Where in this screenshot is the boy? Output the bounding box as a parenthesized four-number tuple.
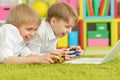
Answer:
(28, 2, 83, 60)
(0, 4, 60, 64)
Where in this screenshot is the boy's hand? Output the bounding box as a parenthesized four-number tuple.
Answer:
(68, 46, 84, 56)
(52, 55, 65, 63)
(47, 51, 66, 64)
(52, 46, 85, 63)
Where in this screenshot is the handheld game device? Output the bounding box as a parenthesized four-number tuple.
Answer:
(69, 49, 80, 56)
(53, 49, 80, 63)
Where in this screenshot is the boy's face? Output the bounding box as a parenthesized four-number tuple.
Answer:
(18, 24, 38, 42)
(51, 17, 74, 37)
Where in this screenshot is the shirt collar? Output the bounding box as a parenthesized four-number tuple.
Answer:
(45, 21, 58, 41)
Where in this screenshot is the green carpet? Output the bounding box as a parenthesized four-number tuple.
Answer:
(0, 55, 120, 80)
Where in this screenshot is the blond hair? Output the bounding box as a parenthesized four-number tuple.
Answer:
(6, 4, 41, 27)
(46, 2, 78, 27)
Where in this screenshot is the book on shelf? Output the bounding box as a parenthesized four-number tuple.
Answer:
(87, 0, 94, 16)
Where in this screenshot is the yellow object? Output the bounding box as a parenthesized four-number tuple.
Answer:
(53, 55, 65, 63)
(79, 0, 83, 19)
(32, 1, 49, 17)
(114, 19, 120, 43)
(57, 35, 68, 48)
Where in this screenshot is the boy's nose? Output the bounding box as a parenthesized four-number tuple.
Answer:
(30, 31, 36, 36)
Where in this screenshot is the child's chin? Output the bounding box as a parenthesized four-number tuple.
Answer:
(58, 36, 63, 38)
(24, 40, 29, 43)
(56, 34, 65, 38)
(24, 39, 30, 42)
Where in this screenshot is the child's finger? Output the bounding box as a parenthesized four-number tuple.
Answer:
(49, 52, 60, 56)
(47, 58, 54, 64)
(64, 55, 75, 60)
(79, 50, 85, 55)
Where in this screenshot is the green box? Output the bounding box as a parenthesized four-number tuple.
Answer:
(87, 31, 109, 38)
(96, 23, 107, 31)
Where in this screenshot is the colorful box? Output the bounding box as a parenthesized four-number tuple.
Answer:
(87, 31, 109, 38)
(0, 6, 12, 20)
(88, 38, 109, 46)
(96, 23, 108, 31)
(60, 0, 69, 2)
(69, 0, 78, 11)
(68, 31, 78, 46)
(57, 35, 68, 48)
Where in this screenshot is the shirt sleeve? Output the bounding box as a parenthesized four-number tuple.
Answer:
(0, 24, 22, 63)
(20, 45, 36, 56)
(28, 33, 43, 54)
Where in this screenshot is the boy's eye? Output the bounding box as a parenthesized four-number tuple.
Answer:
(65, 26, 70, 28)
(27, 28, 32, 30)
(35, 29, 37, 31)
(27, 28, 38, 31)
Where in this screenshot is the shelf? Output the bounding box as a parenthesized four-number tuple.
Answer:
(83, 19, 114, 50)
(84, 0, 114, 20)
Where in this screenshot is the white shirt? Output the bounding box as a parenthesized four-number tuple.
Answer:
(0, 24, 32, 62)
(28, 20, 58, 54)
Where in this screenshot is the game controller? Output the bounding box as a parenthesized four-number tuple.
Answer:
(69, 49, 80, 56)
(52, 49, 80, 63)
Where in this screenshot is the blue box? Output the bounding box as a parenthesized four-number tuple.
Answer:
(68, 31, 78, 46)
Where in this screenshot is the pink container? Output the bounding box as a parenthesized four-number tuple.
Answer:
(69, 0, 78, 11)
(60, 0, 69, 2)
(88, 39, 109, 46)
(0, 6, 12, 20)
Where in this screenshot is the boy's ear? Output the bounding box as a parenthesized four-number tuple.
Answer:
(50, 17, 57, 26)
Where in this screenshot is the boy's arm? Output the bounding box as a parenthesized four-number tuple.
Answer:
(20, 46, 36, 56)
(2, 52, 60, 64)
(2, 56, 38, 64)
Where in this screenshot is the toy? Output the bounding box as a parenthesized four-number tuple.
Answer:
(52, 55, 65, 63)
(52, 49, 80, 63)
(69, 49, 80, 56)
(32, 1, 49, 17)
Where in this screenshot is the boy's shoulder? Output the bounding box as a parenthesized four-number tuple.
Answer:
(37, 21, 48, 33)
(0, 24, 23, 41)
(0, 24, 18, 31)
(37, 20, 51, 34)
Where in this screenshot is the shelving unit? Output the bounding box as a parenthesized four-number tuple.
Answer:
(79, 0, 117, 51)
